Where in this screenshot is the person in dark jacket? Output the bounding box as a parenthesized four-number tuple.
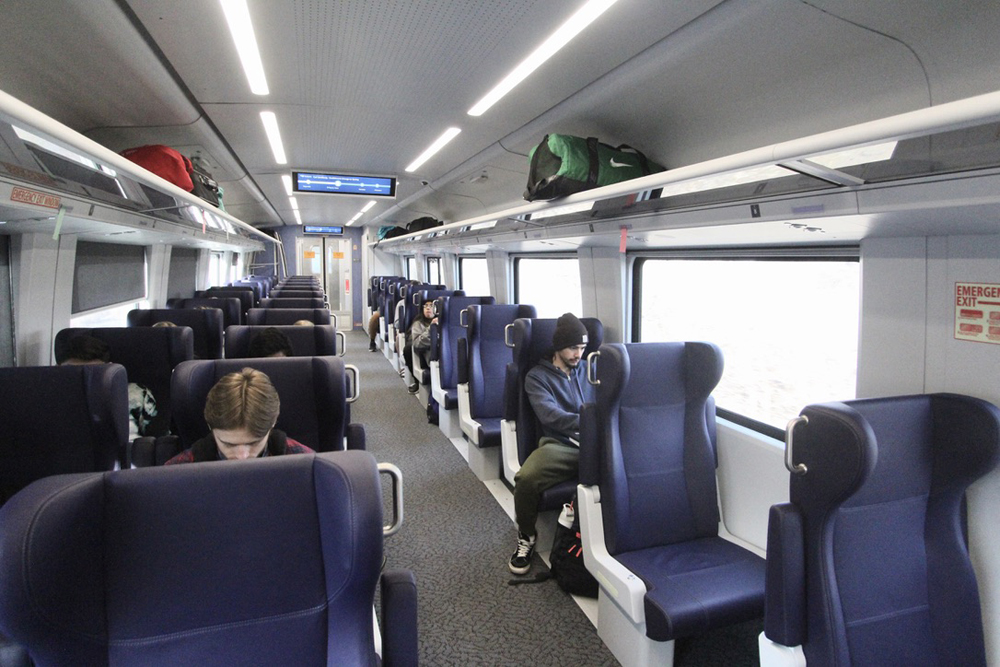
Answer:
(509, 313, 595, 575)
(403, 299, 436, 393)
(165, 368, 312, 464)
(247, 327, 293, 358)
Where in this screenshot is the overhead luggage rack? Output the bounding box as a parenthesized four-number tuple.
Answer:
(0, 88, 275, 251)
(374, 90, 1000, 250)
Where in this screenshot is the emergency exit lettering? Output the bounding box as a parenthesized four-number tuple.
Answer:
(955, 282, 1000, 345)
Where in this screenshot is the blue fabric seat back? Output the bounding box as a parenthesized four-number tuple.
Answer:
(433, 296, 496, 392)
(170, 357, 348, 452)
(771, 394, 1000, 666)
(224, 325, 338, 358)
(199, 286, 256, 311)
(466, 304, 537, 419)
(259, 297, 325, 309)
(269, 289, 323, 299)
(127, 308, 225, 359)
(0, 365, 127, 505)
(230, 280, 264, 302)
(173, 297, 242, 327)
(247, 308, 331, 325)
(509, 317, 603, 466)
(590, 342, 723, 555)
(54, 327, 194, 438)
(0, 451, 384, 665)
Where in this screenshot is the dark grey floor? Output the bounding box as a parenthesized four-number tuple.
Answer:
(347, 331, 618, 666)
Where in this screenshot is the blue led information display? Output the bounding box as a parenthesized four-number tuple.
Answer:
(303, 225, 344, 235)
(293, 171, 396, 197)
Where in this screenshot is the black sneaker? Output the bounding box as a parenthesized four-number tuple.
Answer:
(408, 382, 419, 394)
(508, 532, 536, 575)
(368, 341, 377, 352)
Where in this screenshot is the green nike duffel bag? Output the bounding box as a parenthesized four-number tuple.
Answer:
(524, 134, 665, 201)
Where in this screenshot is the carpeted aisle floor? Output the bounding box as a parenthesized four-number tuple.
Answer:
(345, 331, 618, 666)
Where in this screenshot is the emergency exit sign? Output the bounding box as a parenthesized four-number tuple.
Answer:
(954, 282, 1000, 345)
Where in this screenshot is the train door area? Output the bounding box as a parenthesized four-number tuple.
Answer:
(296, 236, 351, 330)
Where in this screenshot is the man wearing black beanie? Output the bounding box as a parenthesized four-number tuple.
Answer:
(509, 312, 595, 575)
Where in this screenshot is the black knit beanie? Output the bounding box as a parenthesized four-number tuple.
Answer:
(552, 313, 588, 351)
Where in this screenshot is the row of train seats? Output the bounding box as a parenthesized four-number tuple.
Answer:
(0, 275, 415, 664)
(367, 273, 1000, 666)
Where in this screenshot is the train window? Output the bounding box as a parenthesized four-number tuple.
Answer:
(405, 256, 417, 280)
(514, 256, 582, 317)
(426, 256, 441, 285)
(209, 252, 226, 287)
(72, 241, 147, 314)
(634, 254, 859, 435)
(70, 299, 150, 328)
(459, 256, 490, 297)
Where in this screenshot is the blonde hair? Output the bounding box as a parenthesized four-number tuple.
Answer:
(203, 368, 280, 438)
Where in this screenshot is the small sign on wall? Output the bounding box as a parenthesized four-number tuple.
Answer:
(954, 282, 1000, 345)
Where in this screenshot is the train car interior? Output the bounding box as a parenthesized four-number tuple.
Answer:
(1, 1, 999, 665)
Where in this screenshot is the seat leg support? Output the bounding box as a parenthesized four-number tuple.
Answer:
(598, 592, 675, 667)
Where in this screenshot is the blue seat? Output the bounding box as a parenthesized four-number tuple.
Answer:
(54, 326, 194, 439)
(230, 279, 264, 302)
(429, 296, 496, 435)
(128, 307, 225, 359)
(247, 307, 332, 326)
(457, 303, 536, 480)
(578, 342, 764, 666)
(260, 297, 326, 309)
(0, 364, 127, 504)
(224, 324, 341, 358)
(399, 288, 461, 387)
(761, 393, 1000, 666)
(171, 296, 243, 327)
(268, 289, 323, 299)
(0, 451, 417, 666)
(198, 286, 257, 312)
(499, 316, 603, 495)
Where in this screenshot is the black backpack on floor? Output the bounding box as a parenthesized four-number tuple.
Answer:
(548, 496, 598, 598)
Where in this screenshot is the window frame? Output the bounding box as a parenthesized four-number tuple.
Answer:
(426, 256, 441, 285)
(458, 255, 489, 294)
(512, 252, 581, 306)
(631, 246, 860, 439)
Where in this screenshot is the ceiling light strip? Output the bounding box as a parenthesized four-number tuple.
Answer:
(220, 0, 269, 95)
(405, 127, 461, 172)
(260, 112, 287, 165)
(467, 0, 619, 117)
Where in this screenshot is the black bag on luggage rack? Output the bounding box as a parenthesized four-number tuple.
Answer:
(524, 134, 665, 201)
(188, 156, 224, 210)
(406, 216, 443, 233)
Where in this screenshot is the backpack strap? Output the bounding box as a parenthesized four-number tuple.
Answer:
(586, 137, 601, 188)
(616, 144, 653, 175)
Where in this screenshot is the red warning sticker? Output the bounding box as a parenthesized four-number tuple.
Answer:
(956, 282, 1000, 345)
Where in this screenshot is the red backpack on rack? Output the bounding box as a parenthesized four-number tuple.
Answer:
(120, 145, 194, 192)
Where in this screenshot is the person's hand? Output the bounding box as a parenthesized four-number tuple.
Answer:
(431, 317, 438, 325)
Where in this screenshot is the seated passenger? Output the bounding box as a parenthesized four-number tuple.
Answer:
(509, 313, 594, 575)
(367, 310, 380, 351)
(151, 321, 176, 327)
(248, 327, 293, 358)
(165, 368, 313, 463)
(58, 335, 158, 440)
(403, 299, 435, 394)
(293, 319, 314, 326)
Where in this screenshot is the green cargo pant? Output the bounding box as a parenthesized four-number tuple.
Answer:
(513, 438, 579, 538)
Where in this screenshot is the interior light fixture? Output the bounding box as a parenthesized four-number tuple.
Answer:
(293, 209, 302, 225)
(220, 0, 269, 95)
(361, 200, 377, 213)
(405, 127, 462, 173)
(281, 174, 293, 196)
(467, 0, 619, 117)
(260, 112, 287, 165)
(288, 196, 299, 210)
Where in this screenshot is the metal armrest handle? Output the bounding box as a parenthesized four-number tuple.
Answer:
(586, 350, 601, 386)
(460, 308, 469, 327)
(379, 462, 404, 536)
(346, 364, 361, 403)
(784, 415, 808, 475)
(335, 330, 346, 357)
(504, 323, 515, 348)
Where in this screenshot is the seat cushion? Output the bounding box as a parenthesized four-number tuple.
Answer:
(538, 479, 576, 512)
(475, 417, 502, 448)
(617, 536, 765, 642)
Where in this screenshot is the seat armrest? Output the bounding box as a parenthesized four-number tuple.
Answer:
(380, 569, 418, 667)
(577, 484, 647, 624)
(346, 423, 366, 451)
(764, 503, 805, 646)
(129, 435, 182, 467)
(578, 404, 599, 486)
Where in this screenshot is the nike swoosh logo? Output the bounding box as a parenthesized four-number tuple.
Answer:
(609, 158, 630, 168)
